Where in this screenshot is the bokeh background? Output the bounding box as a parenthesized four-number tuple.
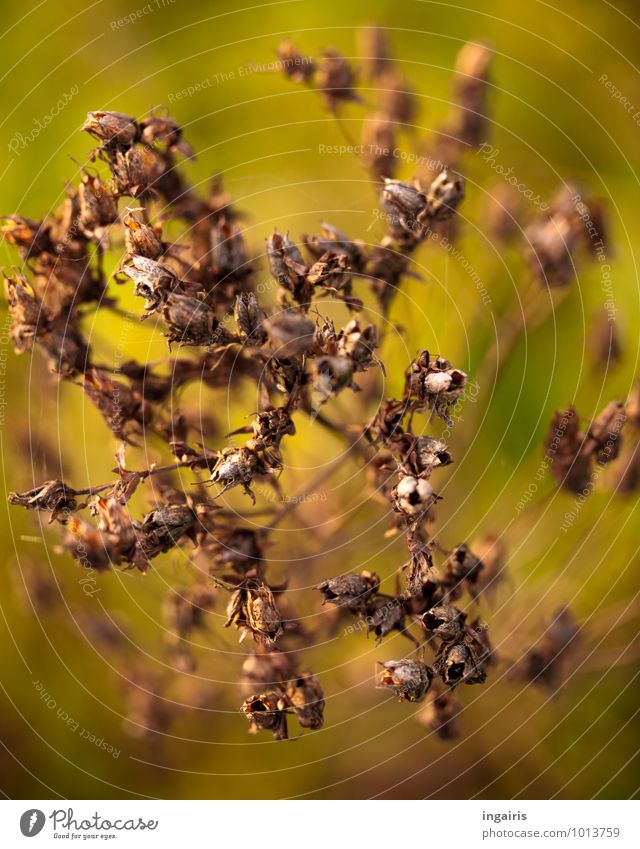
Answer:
(1, 0, 639, 799)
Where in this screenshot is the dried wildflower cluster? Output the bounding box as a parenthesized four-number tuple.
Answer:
(3, 29, 608, 744)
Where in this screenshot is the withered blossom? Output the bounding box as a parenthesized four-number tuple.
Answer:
(405, 350, 467, 424)
(8, 480, 79, 523)
(286, 673, 325, 729)
(315, 48, 361, 109)
(216, 577, 284, 644)
(318, 571, 380, 613)
(378, 659, 433, 702)
(82, 369, 149, 443)
(241, 692, 289, 740)
(416, 686, 462, 740)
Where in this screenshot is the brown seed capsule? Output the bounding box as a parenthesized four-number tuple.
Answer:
(585, 400, 626, 466)
(406, 351, 467, 425)
(82, 110, 140, 148)
(134, 504, 197, 561)
(275, 39, 315, 83)
(362, 112, 397, 181)
(451, 41, 492, 149)
(392, 475, 437, 518)
(82, 369, 149, 442)
(78, 171, 118, 234)
(436, 640, 487, 687)
(0, 216, 53, 258)
(381, 178, 428, 233)
(161, 293, 235, 348)
(241, 692, 289, 740)
(222, 579, 284, 644)
(416, 686, 462, 740)
(264, 311, 315, 359)
(8, 480, 78, 523)
(139, 113, 195, 158)
(378, 659, 432, 702)
(286, 673, 325, 729)
(422, 604, 466, 642)
(315, 48, 361, 109)
(424, 169, 465, 221)
(365, 596, 407, 643)
(122, 255, 181, 312)
(318, 571, 380, 613)
(239, 650, 295, 697)
(234, 292, 267, 345)
(123, 209, 164, 259)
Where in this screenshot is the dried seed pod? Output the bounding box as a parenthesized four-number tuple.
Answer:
(122, 255, 181, 312)
(222, 579, 284, 644)
(585, 400, 625, 466)
(337, 319, 379, 371)
(365, 596, 407, 643)
(82, 110, 140, 149)
(8, 480, 78, 523)
(4, 273, 48, 354)
(381, 178, 428, 233)
(358, 25, 392, 79)
(424, 169, 465, 221)
(422, 604, 466, 642)
(378, 70, 418, 127)
(435, 638, 487, 687)
(234, 292, 267, 345)
(286, 673, 325, 729)
(241, 692, 289, 740)
(450, 41, 492, 148)
(265, 311, 315, 358)
(378, 659, 432, 702)
(392, 475, 438, 519)
(209, 446, 259, 500)
(161, 293, 235, 348)
(416, 687, 462, 740)
(517, 609, 579, 689)
(122, 209, 164, 259)
(82, 369, 149, 442)
(318, 570, 380, 613)
(315, 48, 360, 109)
(362, 112, 396, 181)
(406, 350, 467, 424)
(0, 215, 53, 258)
(208, 527, 266, 576)
(239, 650, 295, 697)
(139, 113, 195, 158)
(396, 435, 453, 478)
(78, 171, 118, 234)
(134, 504, 197, 562)
(275, 39, 315, 83)
(442, 543, 484, 597)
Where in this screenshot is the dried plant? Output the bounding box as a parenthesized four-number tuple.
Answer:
(3, 28, 624, 746)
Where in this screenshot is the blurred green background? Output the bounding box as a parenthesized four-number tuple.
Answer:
(1, 0, 639, 799)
